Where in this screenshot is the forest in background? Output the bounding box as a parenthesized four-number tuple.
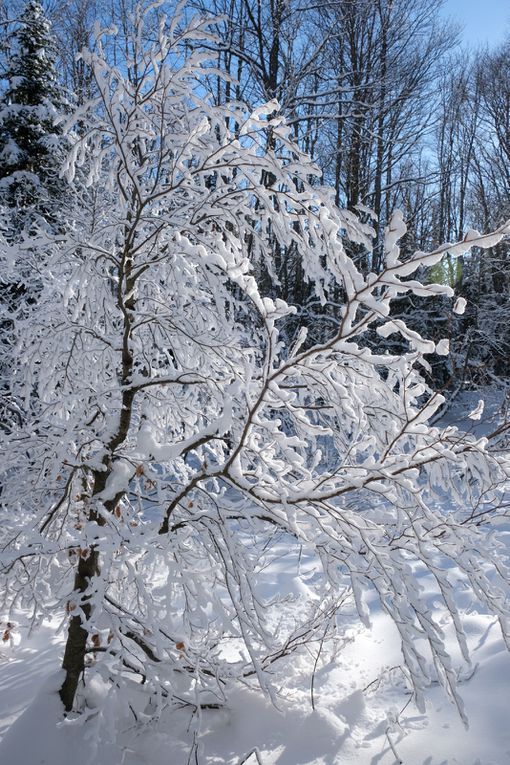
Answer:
(1, 0, 509, 392)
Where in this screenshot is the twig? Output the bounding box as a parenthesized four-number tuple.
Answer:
(385, 728, 403, 764)
(238, 748, 264, 765)
(362, 664, 405, 694)
(310, 617, 331, 710)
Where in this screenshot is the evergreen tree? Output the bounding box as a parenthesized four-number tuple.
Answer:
(0, 0, 68, 232)
(0, 1, 70, 435)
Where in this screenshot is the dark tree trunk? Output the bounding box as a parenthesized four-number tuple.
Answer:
(58, 260, 136, 711)
(59, 547, 100, 711)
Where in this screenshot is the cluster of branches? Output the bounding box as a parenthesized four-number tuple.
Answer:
(1, 0, 509, 385)
(173, 0, 510, 385)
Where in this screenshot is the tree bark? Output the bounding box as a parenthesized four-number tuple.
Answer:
(59, 217, 137, 711)
(59, 547, 100, 711)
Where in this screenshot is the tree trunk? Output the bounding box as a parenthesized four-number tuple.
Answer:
(58, 459, 130, 712)
(58, 208, 137, 710)
(59, 547, 100, 711)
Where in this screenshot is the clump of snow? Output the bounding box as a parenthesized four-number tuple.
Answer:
(453, 296, 467, 315)
(468, 399, 485, 421)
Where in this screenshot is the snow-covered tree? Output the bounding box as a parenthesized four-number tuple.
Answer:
(0, 0, 71, 425)
(0, 0, 68, 231)
(0, 2, 509, 730)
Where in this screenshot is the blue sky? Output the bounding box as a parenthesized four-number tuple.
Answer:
(442, 0, 509, 47)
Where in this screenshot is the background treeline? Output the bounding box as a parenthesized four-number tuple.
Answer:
(1, 0, 509, 391)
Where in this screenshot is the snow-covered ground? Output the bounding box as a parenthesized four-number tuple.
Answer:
(1, 388, 509, 765)
(1, 604, 509, 764)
